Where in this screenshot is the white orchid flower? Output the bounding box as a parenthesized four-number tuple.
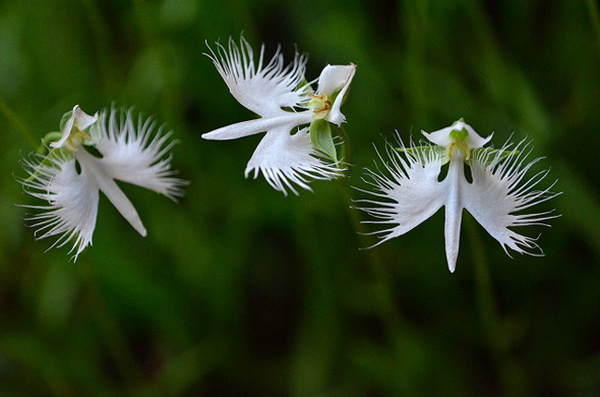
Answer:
(355, 119, 560, 273)
(20, 106, 187, 261)
(202, 36, 356, 195)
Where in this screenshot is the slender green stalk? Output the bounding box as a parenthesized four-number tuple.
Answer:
(79, 260, 143, 388)
(82, 0, 116, 95)
(466, 215, 527, 396)
(587, 0, 600, 58)
(336, 125, 351, 164)
(132, 0, 183, 121)
(337, 127, 405, 339)
(0, 99, 38, 150)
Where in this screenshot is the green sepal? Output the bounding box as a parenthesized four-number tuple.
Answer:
(452, 117, 465, 126)
(328, 90, 339, 105)
(329, 82, 352, 107)
(309, 119, 337, 162)
(37, 131, 63, 154)
(59, 110, 74, 132)
(331, 125, 347, 161)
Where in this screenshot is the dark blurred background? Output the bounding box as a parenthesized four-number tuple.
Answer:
(0, 0, 599, 395)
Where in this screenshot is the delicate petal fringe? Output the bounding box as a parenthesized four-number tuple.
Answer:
(19, 151, 99, 261)
(19, 107, 187, 260)
(203, 36, 355, 196)
(353, 134, 446, 248)
(245, 127, 343, 196)
(354, 132, 560, 270)
(465, 138, 561, 257)
(205, 36, 310, 118)
(92, 108, 188, 201)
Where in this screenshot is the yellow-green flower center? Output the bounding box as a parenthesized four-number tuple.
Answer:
(308, 94, 331, 120)
(66, 128, 91, 151)
(447, 127, 470, 161)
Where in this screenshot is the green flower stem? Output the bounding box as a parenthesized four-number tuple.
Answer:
(0, 99, 38, 150)
(335, 125, 351, 163)
(83, 0, 116, 94)
(587, 0, 600, 57)
(337, 128, 405, 342)
(79, 260, 143, 388)
(466, 215, 528, 395)
(587, 0, 600, 54)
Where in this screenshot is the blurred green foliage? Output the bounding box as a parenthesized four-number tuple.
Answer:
(0, 0, 599, 394)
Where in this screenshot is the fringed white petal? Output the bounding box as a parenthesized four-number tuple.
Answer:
(205, 36, 310, 118)
(92, 108, 187, 201)
(464, 138, 560, 257)
(354, 136, 446, 247)
(245, 127, 343, 196)
(203, 37, 355, 195)
(20, 106, 187, 260)
(20, 152, 99, 261)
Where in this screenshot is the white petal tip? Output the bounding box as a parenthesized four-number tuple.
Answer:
(201, 129, 222, 140)
(317, 64, 356, 95)
(201, 130, 229, 140)
(327, 114, 346, 126)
